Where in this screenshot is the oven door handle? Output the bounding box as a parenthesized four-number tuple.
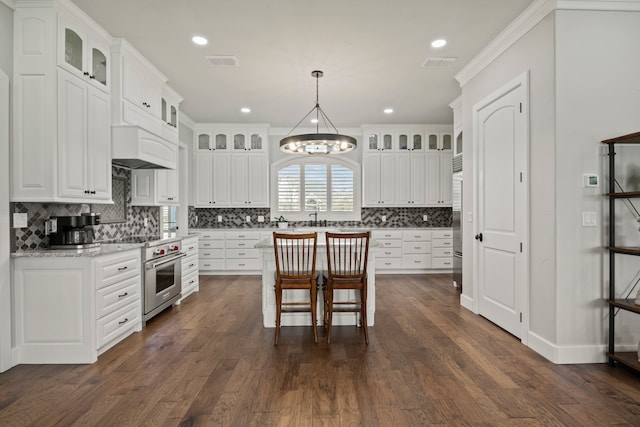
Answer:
(149, 253, 186, 269)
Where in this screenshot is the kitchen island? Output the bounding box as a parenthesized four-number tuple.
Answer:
(255, 231, 379, 328)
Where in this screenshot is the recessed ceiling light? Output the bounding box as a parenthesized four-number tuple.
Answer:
(384, 108, 394, 114)
(241, 107, 251, 113)
(431, 39, 447, 48)
(310, 118, 319, 124)
(192, 35, 208, 46)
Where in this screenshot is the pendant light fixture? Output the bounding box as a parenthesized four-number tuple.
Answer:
(280, 70, 357, 155)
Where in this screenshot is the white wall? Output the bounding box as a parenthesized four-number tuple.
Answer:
(461, 5, 640, 362)
(460, 13, 557, 342)
(555, 9, 640, 347)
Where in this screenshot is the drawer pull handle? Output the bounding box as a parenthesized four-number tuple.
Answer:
(384, 252, 392, 255)
(444, 262, 451, 265)
(238, 252, 245, 256)
(239, 263, 245, 266)
(414, 246, 421, 249)
(189, 280, 195, 284)
(203, 243, 211, 246)
(384, 262, 392, 265)
(118, 292, 128, 298)
(189, 246, 195, 250)
(118, 266, 128, 271)
(189, 263, 195, 267)
(238, 235, 245, 238)
(238, 243, 246, 246)
(118, 318, 129, 325)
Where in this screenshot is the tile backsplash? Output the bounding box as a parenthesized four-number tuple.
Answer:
(12, 167, 160, 251)
(189, 206, 451, 229)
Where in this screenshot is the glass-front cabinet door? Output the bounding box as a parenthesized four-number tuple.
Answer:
(89, 45, 108, 89)
(197, 133, 212, 151)
(441, 133, 452, 151)
(368, 134, 379, 150)
(427, 133, 439, 151)
(412, 134, 423, 151)
(215, 133, 228, 150)
(250, 133, 263, 150)
(59, 15, 110, 93)
(233, 133, 246, 150)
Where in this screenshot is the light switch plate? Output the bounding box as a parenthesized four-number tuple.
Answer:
(217, 215, 223, 222)
(257, 216, 265, 222)
(245, 215, 251, 222)
(423, 215, 428, 222)
(582, 211, 597, 227)
(381, 215, 386, 222)
(13, 213, 28, 228)
(143, 218, 148, 227)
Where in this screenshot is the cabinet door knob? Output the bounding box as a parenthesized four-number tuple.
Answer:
(83, 71, 89, 76)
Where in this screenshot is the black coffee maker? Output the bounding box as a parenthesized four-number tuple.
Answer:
(48, 213, 101, 249)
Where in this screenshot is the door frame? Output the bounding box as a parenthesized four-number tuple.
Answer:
(1, 68, 12, 371)
(472, 70, 530, 344)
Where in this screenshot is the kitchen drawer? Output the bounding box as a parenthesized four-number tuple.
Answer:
(199, 231, 224, 240)
(199, 259, 225, 270)
(402, 254, 431, 269)
(96, 300, 140, 350)
(182, 236, 199, 254)
(95, 251, 141, 289)
(402, 230, 432, 241)
(372, 230, 403, 240)
(225, 231, 260, 240)
(199, 240, 224, 250)
(432, 229, 453, 239)
(376, 239, 402, 248)
(226, 239, 258, 249)
(199, 248, 224, 259)
(96, 275, 140, 318)
(181, 270, 199, 299)
(377, 247, 402, 258)
(182, 254, 199, 276)
(226, 248, 259, 259)
(402, 241, 432, 254)
(225, 258, 261, 270)
(432, 258, 453, 269)
(432, 238, 453, 248)
(376, 258, 403, 269)
(432, 247, 453, 257)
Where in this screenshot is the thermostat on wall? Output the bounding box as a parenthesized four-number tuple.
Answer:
(583, 174, 598, 187)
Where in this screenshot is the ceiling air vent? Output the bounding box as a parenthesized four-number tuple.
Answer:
(205, 55, 239, 67)
(421, 57, 457, 68)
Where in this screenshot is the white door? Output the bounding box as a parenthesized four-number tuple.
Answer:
(475, 75, 528, 340)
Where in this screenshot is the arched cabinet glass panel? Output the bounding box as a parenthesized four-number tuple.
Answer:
(64, 29, 83, 72)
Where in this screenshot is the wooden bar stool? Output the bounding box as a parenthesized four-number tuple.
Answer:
(273, 232, 318, 345)
(323, 231, 370, 344)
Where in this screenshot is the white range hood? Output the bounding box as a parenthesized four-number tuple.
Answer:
(111, 125, 177, 170)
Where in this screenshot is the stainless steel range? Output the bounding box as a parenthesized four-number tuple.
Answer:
(142, 237, 186, 323)
(105, 235, 186, 324)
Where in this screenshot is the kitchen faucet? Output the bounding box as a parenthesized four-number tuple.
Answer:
(309, 211, 318, 227)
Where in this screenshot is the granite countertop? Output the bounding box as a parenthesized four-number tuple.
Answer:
(11, 242, 145, 258)
(190, 226, 451, 232)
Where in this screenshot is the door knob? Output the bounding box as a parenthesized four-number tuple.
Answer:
(475, 233, 483, 242)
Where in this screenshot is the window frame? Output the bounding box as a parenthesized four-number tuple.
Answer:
(271, 155, 361, 222)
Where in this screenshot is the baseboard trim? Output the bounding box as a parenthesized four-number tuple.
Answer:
(527, 331, 608, 364)
(459, 293, 475, 313)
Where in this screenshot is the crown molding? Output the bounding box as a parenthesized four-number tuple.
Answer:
(0, 0, 15, 9)
(455, 0, 640, 87)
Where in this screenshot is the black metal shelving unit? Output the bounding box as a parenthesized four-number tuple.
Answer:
(603, 131, 640, 372)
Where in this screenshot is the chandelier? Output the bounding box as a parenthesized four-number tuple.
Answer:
(280, 70, 357, 155)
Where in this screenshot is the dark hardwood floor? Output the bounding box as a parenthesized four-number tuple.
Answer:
(1, 274, 640, 426)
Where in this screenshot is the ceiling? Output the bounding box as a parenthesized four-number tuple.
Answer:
(71, 0, 535, 128)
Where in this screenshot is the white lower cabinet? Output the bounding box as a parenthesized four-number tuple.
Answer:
(195, 230, 268, 274)
(180, 236, 199, 301)
(13, 249, 142, 364)
(402, 230, 432, 269)
(372, 228, 452, 273)
(431, 229, 453, 269)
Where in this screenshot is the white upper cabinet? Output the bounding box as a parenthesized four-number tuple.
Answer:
(12, 0, 112, 203)
(397, 132, 425, 152)
(193, 124, 269, 208)
(362, 152, 396, 206)
(131, 169, 178, 206)
(365, 130, 394, 152)
(232, 131, 265, 151)
(58, 12, 110, 93)
(427, 132, 453, 152)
